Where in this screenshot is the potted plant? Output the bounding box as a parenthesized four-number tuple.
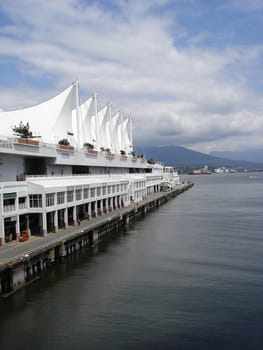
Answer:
(105, 148, 114, 158)
(13, 121, 39, 146)
(120, 150, 127, 159)
(84, 142, 97, 155)
(58, 138, 74, 151)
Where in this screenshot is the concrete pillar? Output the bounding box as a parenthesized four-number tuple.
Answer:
(15, 215, 20, 241)
(64, 208, 68, 228)
(59, 243, 67, 258)
(53, 211, 58, 233)
(88, 202, 91, 219)
(42, 212, 47, 236)
(73, 206, 77, 225)
(12, 264, 26, 292)
(26, 215, 31, 236)
(94, 201, 97, 217)
(100, 199, 103, 215)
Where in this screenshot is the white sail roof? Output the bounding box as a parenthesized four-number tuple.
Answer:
(0, 81, 134, 153)
(0, 83, 76, 144)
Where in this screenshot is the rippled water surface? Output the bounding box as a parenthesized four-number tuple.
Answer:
(0, 173, 263, 350)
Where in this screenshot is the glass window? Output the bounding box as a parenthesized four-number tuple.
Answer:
(67, 190, 74, 202)
(46, 193, 55, 207)
(29, 194, 42, 208)
(76, 189, 82, 200)
(83, 188, 89, 199)
(57, 192, 65, 205)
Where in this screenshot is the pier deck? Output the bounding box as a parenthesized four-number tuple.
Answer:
(0, 183, 193, 295)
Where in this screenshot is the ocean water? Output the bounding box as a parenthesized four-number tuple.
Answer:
(0, 172, 262, 350)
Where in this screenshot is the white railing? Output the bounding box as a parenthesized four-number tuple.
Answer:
(4, 204, 16, 212)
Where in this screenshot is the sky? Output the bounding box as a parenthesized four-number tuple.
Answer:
(0, 0, 262, 153)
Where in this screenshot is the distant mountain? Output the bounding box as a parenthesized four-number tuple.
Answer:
(135, 145, 263, 168)
(210, 149, 263, 164)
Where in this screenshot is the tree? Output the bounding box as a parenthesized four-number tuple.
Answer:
(83, 142, 94, 150)
(58, 138, 70, 146)
(13, 121, 33, 139)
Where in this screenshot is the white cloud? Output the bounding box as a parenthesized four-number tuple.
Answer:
(0, 0, 262, 153)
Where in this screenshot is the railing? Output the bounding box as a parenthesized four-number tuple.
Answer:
(3, 204, 16, 212)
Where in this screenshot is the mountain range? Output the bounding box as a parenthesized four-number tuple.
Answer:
(210, 149, 263, 164)
(135, 145, 263, 169)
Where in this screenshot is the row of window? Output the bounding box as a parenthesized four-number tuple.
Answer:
(28, 184, 129, 208)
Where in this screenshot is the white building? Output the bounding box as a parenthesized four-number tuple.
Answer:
(0, 81, 179, 245)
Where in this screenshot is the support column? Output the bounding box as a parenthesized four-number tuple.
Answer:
(0, 216, 4, 246)
(26, 215, 31, 237)
(64, 208, 68, 228)
(88, 202, 91, 220)
(73, 206, 77, 225)
(94, 201, 98, 218)
(53, 211, 58, 233)
(42, 212, 47, 236)
(15, 215, 20, 241)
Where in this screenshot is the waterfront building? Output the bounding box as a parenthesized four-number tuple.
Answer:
(0, 81, 179, 245)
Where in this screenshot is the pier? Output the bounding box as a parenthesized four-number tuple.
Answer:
(0, 183, 193, 297)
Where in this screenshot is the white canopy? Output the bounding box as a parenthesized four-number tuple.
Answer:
(0, 83, 76, 144)
(0, 81, 133, 153)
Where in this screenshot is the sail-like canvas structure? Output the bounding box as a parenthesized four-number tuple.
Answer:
(0, 83, 76, 144)
(0, 81, 133, 153)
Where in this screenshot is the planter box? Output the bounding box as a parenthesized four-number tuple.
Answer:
(120, 155, 127, 160)
(57, 144, 74, 152)
(106, 153, 115, 158)
(17, 138, 39, 147)
(86, 149, 98, 155)
(132, 157, 137, 162)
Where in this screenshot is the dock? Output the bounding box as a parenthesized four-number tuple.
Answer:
(0, 182, 193, 297)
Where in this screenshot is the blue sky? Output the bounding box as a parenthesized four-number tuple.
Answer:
(0, 0, 262, 153)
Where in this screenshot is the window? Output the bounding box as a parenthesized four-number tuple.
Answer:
(76, 189, 82, 201)
(29, 194, 42, 208)
(83, 188, 89, 199)
(57, 192, 65, 205)
(108, 186, 111, 194)
(19, 197, 27, 209)
(46, 193, 55, 207)
(102, 186, 106, 195)
(67, 190, 74, 202)
(112, 185, 115, 193)
(97, 187, 101, 196)
(90, 188, 95, 197)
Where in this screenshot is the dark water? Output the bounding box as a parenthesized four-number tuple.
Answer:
(0, 173, 263, 350)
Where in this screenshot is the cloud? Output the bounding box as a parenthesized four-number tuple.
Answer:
(0, 0, 262, 153)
